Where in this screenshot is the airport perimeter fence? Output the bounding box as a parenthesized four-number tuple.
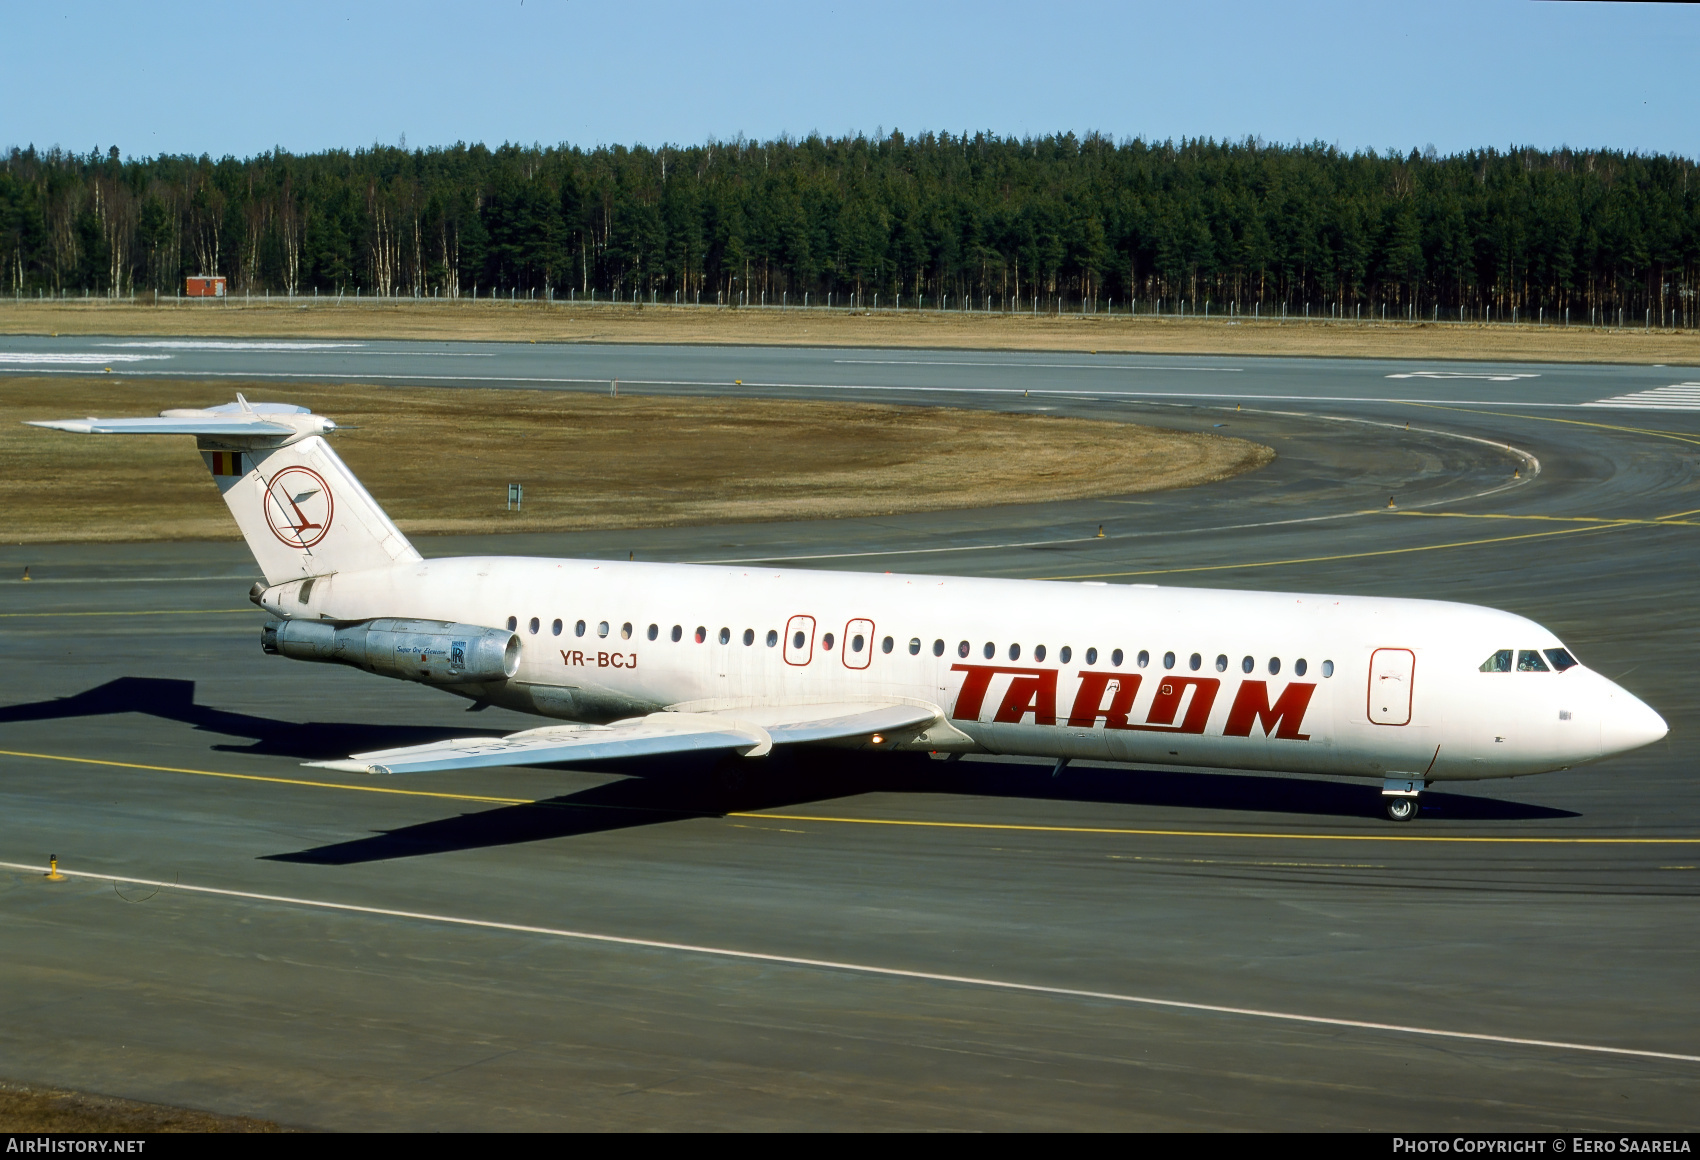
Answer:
(13, 283, 1699, 333)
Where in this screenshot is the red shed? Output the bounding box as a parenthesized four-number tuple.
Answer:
(185, 276, 226, 298)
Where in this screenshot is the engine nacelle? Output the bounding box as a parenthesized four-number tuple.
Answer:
(261, 617, 521, 686)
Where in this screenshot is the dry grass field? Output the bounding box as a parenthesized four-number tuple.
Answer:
(2, 378, 1271, 543)
(4, 298, 1699, 364)
(0, 1078, 283, 1132)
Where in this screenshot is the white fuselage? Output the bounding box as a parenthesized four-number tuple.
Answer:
(255, 556, 1667, 782)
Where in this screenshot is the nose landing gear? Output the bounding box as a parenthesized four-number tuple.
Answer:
(1382, 777, 1425, 822)
(1385, 796, 1418, 821)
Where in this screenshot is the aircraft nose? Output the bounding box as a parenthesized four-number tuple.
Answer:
(1599, 685, 1668, 758)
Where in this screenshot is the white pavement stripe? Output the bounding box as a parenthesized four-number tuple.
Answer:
(1585, 384, 1700, 410)
(6, 860, 1691, 1066)
(834, 359, 1244, 372)
(98, 341, 367, 351)
(0, 352, 171, 364)
(1385, 371, 1540, 381)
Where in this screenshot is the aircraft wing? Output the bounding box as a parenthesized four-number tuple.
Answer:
(304, 702, 940, 775)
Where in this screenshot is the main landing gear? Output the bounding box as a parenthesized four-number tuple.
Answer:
(1382, 777, 1425, 822)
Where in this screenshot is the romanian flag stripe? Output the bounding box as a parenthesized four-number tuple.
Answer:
(207, 451, 243, 476)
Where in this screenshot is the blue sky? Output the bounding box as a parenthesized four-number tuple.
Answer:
(5, 0, 1696, 160)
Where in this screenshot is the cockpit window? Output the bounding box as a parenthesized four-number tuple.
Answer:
(1479, 649, 1513, 673)
(1543, 648, 1579, 672)
(1517, 649, 1550, 672)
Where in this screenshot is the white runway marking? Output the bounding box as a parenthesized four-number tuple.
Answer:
(835, 359, 1244, 372)
(0, 352, 170, 364)
(99, 340, 366, 351)
(94, 341, 492, 357)
(1385, 371, 1541, 381)
(1584, 383, 1700, 410)
(4, 859, 1693, 1066)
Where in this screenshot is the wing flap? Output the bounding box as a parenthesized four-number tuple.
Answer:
(303, 701, 944, 775)
(305, 713, 769, 775)
(728, 701, 940, 744)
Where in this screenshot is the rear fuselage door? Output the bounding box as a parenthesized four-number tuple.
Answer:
(1367, 648, 1415, 725)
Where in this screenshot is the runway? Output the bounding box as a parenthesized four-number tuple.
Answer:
(1, 336, 1698, 1129)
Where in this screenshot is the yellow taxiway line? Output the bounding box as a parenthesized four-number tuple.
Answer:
(3, 747, 1696, 845)
(0, 748, 528, 806)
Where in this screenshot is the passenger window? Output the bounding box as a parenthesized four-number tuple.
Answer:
(719, 627, 731, 645)
(882, 636, 894, 654)
(957, 640, 969, 658)
(823, 633, 836, 651)
(852, 634, 865, 653)
(671, 625, 682, 642)
(621, 622, 633, 640)
(1163, 651, 1175, 670)
(910, 638, 922, 655)
(575, 620, 586, 637)
(1294, 658, 1307, 676)
(1111, 649, 1123, 667)
(743, 628, 755, 646)
(1215, 654, 1228, 672)
(1137, 650, 1149, 668)
(648, 624, 659, 641)
(694, 626, 707, 643)
(1086, 647, 1099, 665)
(983, 642, 995, 659)
(1268, 657, 1280, 675)
(528, 617, 540, 635)
(1059, 645, 1072, 664)
(1241, 656, 1254, 674)
(1517, 649, 1550, 672)
(552, 619, 563, 636)
(1322, 660, 1334, 678)
(1479, 649, 1513, 673)
(933, 639, 944, 657)
(1189, 653, 1202, 671)
(793, 630, 807, 649)
(1008, 643, 1021, 660)
(1034, 644, 1047, 662)
(598, 621, 610, 638)
(507, 616, 517, 631)
(1544, 648, 1579, 672)
(767, 630, 779, 647)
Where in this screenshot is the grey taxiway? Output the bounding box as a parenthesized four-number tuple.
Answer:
(0, 335, 1697, 1130)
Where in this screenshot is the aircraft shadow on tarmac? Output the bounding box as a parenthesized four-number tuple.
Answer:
(0, 676, 483, 759)
(0, 677, 1578, 865)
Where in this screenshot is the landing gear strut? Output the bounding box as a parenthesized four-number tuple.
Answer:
(1382, 777, 1425, 822)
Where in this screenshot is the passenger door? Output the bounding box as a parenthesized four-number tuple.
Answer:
(1367, 648, 1415, 726)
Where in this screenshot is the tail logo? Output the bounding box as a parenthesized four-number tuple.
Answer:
(263, 466, 334, 548)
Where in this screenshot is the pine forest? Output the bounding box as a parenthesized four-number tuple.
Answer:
(3, 132, 1697, 326)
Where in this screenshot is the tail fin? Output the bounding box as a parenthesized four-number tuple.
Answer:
(29, 396, 420, 583)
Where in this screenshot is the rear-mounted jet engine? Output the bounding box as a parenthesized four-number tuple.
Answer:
(261, 617, 520, 687)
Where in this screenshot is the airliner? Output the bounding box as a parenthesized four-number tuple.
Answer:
(30, 396, 1668, 822)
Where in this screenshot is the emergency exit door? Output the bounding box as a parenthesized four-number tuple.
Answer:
(784, 615, 815, 665)
(1367, 648, 1415, 726)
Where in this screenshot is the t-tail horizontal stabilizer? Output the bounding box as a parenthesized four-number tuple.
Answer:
(26, 395, 419, 584)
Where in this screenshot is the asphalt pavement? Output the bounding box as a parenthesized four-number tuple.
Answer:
(0, 336, 1697, 1130)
